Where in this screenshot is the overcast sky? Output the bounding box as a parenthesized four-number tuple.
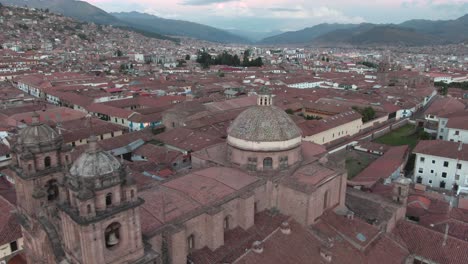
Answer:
(84, 0, 468, 32)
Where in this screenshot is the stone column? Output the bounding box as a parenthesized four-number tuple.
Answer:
(206, 207, 224, 251)
(239, 192, 255, 230)
(170, 226, 187, 264)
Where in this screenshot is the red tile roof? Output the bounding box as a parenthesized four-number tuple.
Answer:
(0, 195, 21, 245)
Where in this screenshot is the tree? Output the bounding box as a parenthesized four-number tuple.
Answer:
(326, 57, 329, 62)
(242, 49, 250, 66)
(116, 49, 123, 57)
(285, 109, 294, 115)
(185, 54, 190, 61)
(361, 107, 376, 122)
(353, 106, 376, 123)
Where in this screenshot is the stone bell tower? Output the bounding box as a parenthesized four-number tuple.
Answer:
(10, 112, 72, 264)
(58, 136, 157, 264)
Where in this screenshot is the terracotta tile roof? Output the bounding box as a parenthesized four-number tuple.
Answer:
(0, 195, 21, 245)
(413, 140, 468, 161)
(133, 144, 181, 164)
(139, 167, 259, 235)
(155, 128, 224, 152)
(299, 111, 362, 136)
(87, 103, 136, 119)
(425, 96, 465, 117)
(350, 146, 408, 188)
(394, 220, 468, 264)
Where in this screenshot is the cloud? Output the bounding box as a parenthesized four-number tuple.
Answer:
(268, 7, 302, 12)
(181, 0, 238, 6)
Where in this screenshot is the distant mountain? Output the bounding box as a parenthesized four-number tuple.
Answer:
(0, 0, 248, 43)
(0, 0, 121, 25)
(112, 12, 248, 44)
(260, 14, 468, 46)
(226, 29, 283, 42)
(259, 23, 359, 44)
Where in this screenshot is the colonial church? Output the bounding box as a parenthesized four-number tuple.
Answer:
(11, 91, 348, 264)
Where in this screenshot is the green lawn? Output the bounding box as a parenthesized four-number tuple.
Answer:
(346, 156, 372, 179)
(374, 124, 419, 149)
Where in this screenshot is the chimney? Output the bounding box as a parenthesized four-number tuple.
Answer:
(346, 211, 354, 220)
(251, 241, 263, 254)
(320, 247, 332, 263)
(280, 221, 291, 235)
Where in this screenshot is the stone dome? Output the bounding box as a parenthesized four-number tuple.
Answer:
(70, 138, 121, 178)
(18, 113, 59, 146)
(227, 105, 302, 151)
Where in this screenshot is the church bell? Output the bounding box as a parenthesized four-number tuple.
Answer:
(107, 232, 119, 246)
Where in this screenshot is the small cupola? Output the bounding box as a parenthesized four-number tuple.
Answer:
(257, 86, 273, 106)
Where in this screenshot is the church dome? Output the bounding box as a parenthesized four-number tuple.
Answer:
(70, 137, 121, 178)
(227, 93, 302, 152)
(18, 113, 59, 146)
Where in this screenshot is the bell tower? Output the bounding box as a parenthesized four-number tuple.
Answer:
(11, 112, 72, 263)
(257, 86, 273, 106)
(58, 136, 157, 264)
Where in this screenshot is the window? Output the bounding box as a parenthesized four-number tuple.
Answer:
(442, 172, 447, 178)
(44, 156, 51, 168)
(444, 161, 449, 167)
(106, 193, 113, 207)
(28, 163, 32, 172)
(432, 160, 436, 164)
(323, 190, 329, 210)
(10, 241, 18, 252)
(429, 180, 432, 184)
(45, 179, 59, 201)
(87, 204, 92, 214)
(420, 157, 425, 162)
(440, 181, 446, 189)
(65, 155, 69, 163)
(105, 222, 121, 249)
(455, 131, 460, 135)
(456, 175, 460, 181)
(457, 164, 462, 170)
(223, 216, 230, 230)
(431, 170, 434, 173)
(263, 157, 273, 169)
(418, 168, 423, 173)
(187, 234, 195, 250)
(130, 190, 135, 199)
(247, 157, 257, 171)
(279, 156, 288, 169)
(111, 132, 115, 137)
(416, 176, 423, 184)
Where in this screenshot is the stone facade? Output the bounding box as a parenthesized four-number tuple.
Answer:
(14, 94, 348, 264)
(11, 115, 157, 264)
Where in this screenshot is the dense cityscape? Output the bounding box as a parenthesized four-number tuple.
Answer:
(0, 1, 468, 264)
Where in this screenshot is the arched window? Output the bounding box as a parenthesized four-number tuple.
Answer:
(44, 156, 51, 168)
(263, 157, 273, 169)
(65, 155, 69, 164)
(87, 204, 92, 214)
(28, 163, 32, 172)
(45, 179, 59, 201)
(398, 186, 402, 196)
(323, 190, 329, 210)
(105, 222, 121, 249)
(130, 190, 135, 199)
(187, 234, 195, 250)
(106, 193, 113, 207)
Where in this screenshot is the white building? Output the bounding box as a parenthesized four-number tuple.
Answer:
(413, 140, 468, 191)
